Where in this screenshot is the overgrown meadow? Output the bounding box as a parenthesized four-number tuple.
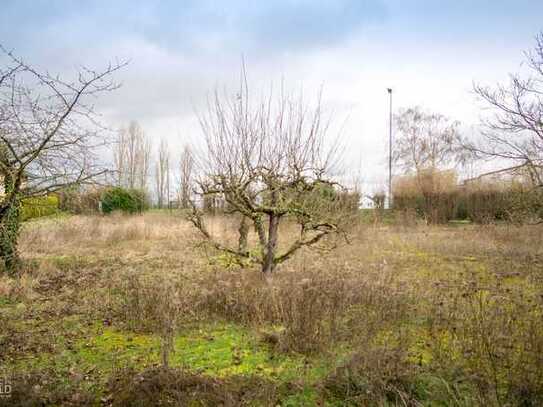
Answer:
(1, 211, 541, 406)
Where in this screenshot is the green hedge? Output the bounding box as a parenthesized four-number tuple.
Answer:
(21, 195, 60, 221)
(101, 187, 149, 214)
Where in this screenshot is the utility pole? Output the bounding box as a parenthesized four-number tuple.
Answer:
(387, 88, 393, 209)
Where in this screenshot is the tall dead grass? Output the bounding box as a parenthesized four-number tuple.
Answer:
(8, 211, 543, 405)
(19, 212, 196, 257)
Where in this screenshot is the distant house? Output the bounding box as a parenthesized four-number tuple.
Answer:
(462, 163, 539, 187)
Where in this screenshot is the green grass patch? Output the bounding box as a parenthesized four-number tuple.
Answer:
(6, 322, 340, 405)
(9, 322, 332, 383)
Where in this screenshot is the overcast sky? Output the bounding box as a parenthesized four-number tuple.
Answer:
(1, 0, 542, 192)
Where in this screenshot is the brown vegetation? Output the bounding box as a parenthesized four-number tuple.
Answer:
(0, 211, 541, 405)
(393, 170, 543, 224)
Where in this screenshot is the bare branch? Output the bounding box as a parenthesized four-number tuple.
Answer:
(189, 70, 355, 273)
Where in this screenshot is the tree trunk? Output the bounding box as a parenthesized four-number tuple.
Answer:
(0, 196, 21, 275)
(253, 215, 267, 248)
(262, 214, 280, 274)
(238, 215, 249, 254)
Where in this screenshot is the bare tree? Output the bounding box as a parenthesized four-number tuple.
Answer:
(189, 78, 353, 274)
(114, 121, 151, 190)
(178, 143, 194, 209)
(468, 32, 543, 187)
(392, 107, 463, 223)
(155, 138, 170, 209)
(393, 106, 462, 174)
(0, 46, 125, 273)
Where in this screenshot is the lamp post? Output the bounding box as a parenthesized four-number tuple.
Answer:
(387, 88, 393, 209)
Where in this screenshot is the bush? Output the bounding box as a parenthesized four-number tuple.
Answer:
(21, 195, 59, 221)
(393, 172, 543, 224)
(322, 346, 422, 406)
(192, 269, 405, 355)
(101, 187, 149, 214)
(393, 191, 458, 224)
(426, 269, 543, 406)
(457, 181, 543, 224)
(194, 270, 343, 353)
(392, 170, 458, 224)
(58, 186, 103, 214)
(459, 185, 510, 223)
(107, 367, 281, 407)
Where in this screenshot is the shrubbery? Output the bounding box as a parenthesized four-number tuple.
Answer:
(392, 170, 458, 224)
(21, 195, 59, 221)
(58, 186, 103, 214)
(393, 171, 543, 224)
(101, 187, 149, 214)
(461, 183, 543, 224)
(57, 186, 150, 215)
(393, 191, 458, 224)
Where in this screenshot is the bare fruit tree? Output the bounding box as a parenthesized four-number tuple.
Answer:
(189, 79, 355, 274)
(178, 143, 194, 209)
(468, 32, 543, 187)
(114, 120, 151, 190)
(0, 47, 125, 273)
(155, 138, 170, 209)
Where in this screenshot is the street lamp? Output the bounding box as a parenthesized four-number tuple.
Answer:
(387, 88, 393, 209)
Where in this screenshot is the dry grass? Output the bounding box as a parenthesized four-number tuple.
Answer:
(1, 211, 542, 406)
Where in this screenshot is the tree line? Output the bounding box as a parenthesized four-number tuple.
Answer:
(112, 120, 194, 211)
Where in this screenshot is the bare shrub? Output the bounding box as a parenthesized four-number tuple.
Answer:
(0, 267, 39, 302)
(57, 186, 104, 214)
(458, 179, 542, 224)
(276, 277, 344, 353)
(425, 274, 543, 406)
(107, 367, 281, 407)
(322, 346, 421, 406)
(114, 272, 183, 367)
(192, 266, 411, 355)
(394, 208, 420, 229)
(393, 169, 458, 224)
(393, 173, 543, 224)
(0, 370, 95, 407)
(196, 270, 359, 353)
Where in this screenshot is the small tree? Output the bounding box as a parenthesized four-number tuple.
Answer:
(189, 78, 354, 274)
(367, 191, 386, 224)
(393, 107, 461, 173)
(178, 144, 194, 209)
(0, 46, 125, 274)
(155, 138, 170, 209)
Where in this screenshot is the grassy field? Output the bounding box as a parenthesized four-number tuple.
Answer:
(0, 211, 542, 406)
